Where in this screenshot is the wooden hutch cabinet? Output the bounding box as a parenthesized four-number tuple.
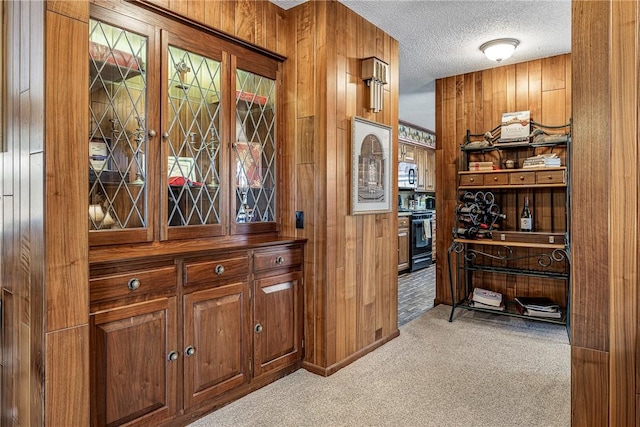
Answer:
(86, 3, 304, 425)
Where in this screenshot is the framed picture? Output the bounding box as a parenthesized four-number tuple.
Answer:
(235, 142, 262, 188)
(89, 138, 110, 172)
(168, 156, 196, 181)
(351, 116, 392, 215)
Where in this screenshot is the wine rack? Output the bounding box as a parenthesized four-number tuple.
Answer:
(454, 190, 505, 239)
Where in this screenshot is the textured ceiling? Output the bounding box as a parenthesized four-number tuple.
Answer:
(272, 0, 570, 91)
(271, 0, 571, 128)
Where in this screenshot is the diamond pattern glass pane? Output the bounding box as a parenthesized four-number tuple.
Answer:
(234, 69, 276, 223)
(89, 19, 147, 231)
(166, 46, 222, 227)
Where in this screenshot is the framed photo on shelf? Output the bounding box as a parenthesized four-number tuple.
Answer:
(351, 116, 392, 215)
(235, 142, 262, 188)
(168, 156, 196, 181)
(89, 138, 110, 172)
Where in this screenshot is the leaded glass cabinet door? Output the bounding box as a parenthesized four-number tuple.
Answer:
(89, 12, 157, 245)
(162, 32, 225, 240)
(233, 67, 277, 234)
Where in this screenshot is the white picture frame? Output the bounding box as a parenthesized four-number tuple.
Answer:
(351, 116, 392, 215)
(168, 156, 196, 181)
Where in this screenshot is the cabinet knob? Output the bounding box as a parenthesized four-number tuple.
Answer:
(214, 264, 225, 275)
(127, 278, 141, 291)
(185, 346, 196, 357)
(547, 175, 553, 180)
(519, 176, 525, 181)
(275, 256, 284, 265)
(254, 323, 263, 333)
(162, 132, 169, 139)
(493, 177, 498, 181)
(167, 351, 178, 362)
(469, 178, 474, 182)
(148, 129, 157, 137)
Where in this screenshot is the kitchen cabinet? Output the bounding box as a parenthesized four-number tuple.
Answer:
(425, 148, 436, 191)
(89, 242, 303, 426)
(90, 297, 178, 427)
(253, 270, 303, 377)
(182, 282, 251, 410)
(398, 216, 410, 272)
(398, 142, 415, 163)
(415, 147, 426, 190)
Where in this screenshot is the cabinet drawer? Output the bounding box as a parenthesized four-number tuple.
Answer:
(90, 265, 177, 304)
(536, 169, 566, 185)
(184, 255, 250, 287)
(484, 173, 509, 186)
(459, 174, 483, 186)
(398, 217, 410, 228)
(254, 247, 303, 273)
(509, 171, 536, 185)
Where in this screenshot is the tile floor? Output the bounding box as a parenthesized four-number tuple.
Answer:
(398, 264, 436, 327)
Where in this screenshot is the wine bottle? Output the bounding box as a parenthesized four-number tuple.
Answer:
(520, 196, 532, 232)
(454, 227, 478, 239)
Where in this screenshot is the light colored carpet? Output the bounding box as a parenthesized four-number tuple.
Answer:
(188, 304, 570, 427)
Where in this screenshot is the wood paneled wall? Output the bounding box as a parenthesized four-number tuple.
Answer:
(1, 1, 48, 425)
(571, 1, 638, 425)
(434, 54, 572, 306)
(1, 0, 399, 423)
(284, 1, 400, 374)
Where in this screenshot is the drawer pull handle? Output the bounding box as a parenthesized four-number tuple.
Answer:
(185, 346, 196, 357)
(127, 278, 141, 291)
(469, 178, 474, 182)
(215, 264, 225, 275)
(519, 176, 525, 181)
(255, 323, 263, 333)
(493, 177, 498, 181)
(275, 256, 284, 265)
(167, 351, 178, 362)
(548, 175, 553, 180)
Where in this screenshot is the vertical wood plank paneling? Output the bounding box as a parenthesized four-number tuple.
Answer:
(45, 11, 89, 331)
(571, 0, 609, 352)
(202, 0, 221, 30)
(296, 3, 314, 118)
(219, 0, 236, 35)
(609, 1, 637, 424)
(542, 55, 566, 92)
(234, 0, 255, 44)
(288, 1, 398, 372)
(528, 59, 542, 121)
(515, 62, 529, 112)
(45, 326, 89, 426)
(505, 64, 516, 113)
(572, 346, 609, 426)
(541, 89, 566, 126)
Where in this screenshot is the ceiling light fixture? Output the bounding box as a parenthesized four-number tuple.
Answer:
(480, 38, 520, 62)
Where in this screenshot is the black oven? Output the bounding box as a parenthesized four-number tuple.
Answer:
(410, 211, 433, 271)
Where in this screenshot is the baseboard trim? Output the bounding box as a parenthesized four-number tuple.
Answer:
(302, 329, 400, 377)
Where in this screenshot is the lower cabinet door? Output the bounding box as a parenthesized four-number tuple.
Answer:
(253, 271, 303, 377)
(182, 282, 251, 410)
(90, 297, 178, 427)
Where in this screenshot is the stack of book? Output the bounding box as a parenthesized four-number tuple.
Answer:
(469, 287, 505, 311)
(468, 161, 494, 171)
(522, 153, 562, 168)
(514, 296, 561, 318)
